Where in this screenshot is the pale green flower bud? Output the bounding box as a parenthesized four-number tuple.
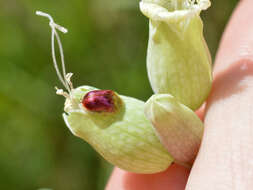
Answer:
(145, 94, 204, 167)
(140, 0, 212, 110)
(63, 86, 173, 174)
(36, 11, 173, 174)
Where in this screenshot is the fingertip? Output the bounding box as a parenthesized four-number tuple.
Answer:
(195, 104, 206, 121)
(187, 0, 253, 189)
(214, 0, 253, 75)
(106, 164, 190, 190)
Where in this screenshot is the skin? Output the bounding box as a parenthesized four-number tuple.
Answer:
(106, 0, 253, 189)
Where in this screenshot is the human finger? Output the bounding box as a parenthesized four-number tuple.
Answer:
(186, 0, 253, 189)
(106, 164, 190, 190)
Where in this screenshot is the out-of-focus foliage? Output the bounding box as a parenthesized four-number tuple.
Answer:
(0, 0, 238, 189)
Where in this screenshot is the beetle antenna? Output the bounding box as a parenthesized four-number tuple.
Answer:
(36, 10, 72, 93)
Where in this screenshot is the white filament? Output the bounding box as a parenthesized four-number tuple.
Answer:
(36, 11, 71, 93)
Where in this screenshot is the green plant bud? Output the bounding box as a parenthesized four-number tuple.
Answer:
(63, 86, 173, 174)
(140, 0, 212, 110)
(36, 11, 174, 174)
(145, 94, 203, 167)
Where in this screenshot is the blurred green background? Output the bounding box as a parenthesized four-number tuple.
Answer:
(0, 0, 238, 189)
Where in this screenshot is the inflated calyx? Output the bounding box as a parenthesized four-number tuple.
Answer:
(140, 0, 212, 110)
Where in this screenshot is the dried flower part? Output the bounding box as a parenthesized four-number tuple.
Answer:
(140, 0, 212, 110)
(63, 86, 173, 174)
(145, 94, 204, 166)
